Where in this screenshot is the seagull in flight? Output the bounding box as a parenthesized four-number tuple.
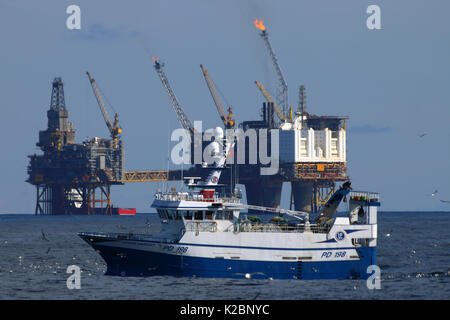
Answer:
(431, 190, 438, 197)
(41, 231, 49, 241)
(418, 133, 427, 138)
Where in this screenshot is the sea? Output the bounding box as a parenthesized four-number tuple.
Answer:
(0, 211, 449, 300)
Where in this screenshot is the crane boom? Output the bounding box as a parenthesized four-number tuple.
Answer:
(86, 72, 113, 133)
(224, 202, 309, 221)
(86, 72, 122, 149)
(255, 81, 287, 122)
(200, 64, 235, 128)
(153, 58, 195, 134)
(254, 20, 289, 117)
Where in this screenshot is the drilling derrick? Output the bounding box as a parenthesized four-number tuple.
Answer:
(299, 85, 307, 129)
(27, 77, 124, 215)
(37, 78, 75, 151)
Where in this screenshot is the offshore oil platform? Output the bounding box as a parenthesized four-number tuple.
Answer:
(27, 19, 348, 215)
(27, 76, 125, 215)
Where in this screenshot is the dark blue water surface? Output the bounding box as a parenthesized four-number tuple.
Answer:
(0, 212, 449, 299)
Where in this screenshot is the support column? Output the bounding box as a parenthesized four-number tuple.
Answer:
(51, 185, 65, 215)
(244, 178, 283, 214)
(291, 181, 313, 212)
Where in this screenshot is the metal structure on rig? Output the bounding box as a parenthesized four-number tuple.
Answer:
(27, 77, 124, 215)
(153, 57, 195, 135)
(27, 20, 349, 215)
(254, 19, 289, 116)
(26, 73, 192, 215)
(200, 64, 235, 129)
(149, 20, 349, 213)
(150, 52, 348, 214)
(248, 19, 349, 213)
(86, 72, 122, 150)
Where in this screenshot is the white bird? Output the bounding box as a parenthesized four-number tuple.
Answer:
(431, 190, 438, 197)
(232, 272, 267, 278)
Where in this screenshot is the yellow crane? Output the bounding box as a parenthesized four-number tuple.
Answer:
(254, 81, 287, 122)
(200, 64, 235, 129)
(86, 72, 122, 149)
(86, 71, 172, 184)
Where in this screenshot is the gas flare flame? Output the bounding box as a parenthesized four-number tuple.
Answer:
(253, 19, 266, 31)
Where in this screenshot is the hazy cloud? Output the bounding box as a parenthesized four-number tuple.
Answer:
(74, 24, 140, 42)
(349, 124, 391, 134)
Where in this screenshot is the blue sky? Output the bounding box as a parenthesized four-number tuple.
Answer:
(1, 0, 449, 213)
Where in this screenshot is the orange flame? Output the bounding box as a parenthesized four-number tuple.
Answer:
(152, 56, 157, 62)
(253, 19, 265, 31)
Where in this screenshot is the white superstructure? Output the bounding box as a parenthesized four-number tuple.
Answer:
(279, 114, 346, 163)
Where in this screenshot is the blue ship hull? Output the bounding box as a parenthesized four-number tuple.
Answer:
(82, 236, 376, 280)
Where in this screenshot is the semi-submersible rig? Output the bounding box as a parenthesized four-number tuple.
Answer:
(27, 20, 348, 215)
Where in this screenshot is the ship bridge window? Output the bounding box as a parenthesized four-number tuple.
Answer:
(205, 211, 213, 220)
(183, 211, 193, 220)
(215, 211, 225, 220)
(194, 210, 203, 220)
(166, 210, 174, 220)
(157, 209, 168, 220)
(174, 210, 182, 220)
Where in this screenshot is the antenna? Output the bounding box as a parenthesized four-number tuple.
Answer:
(163, 120, 170, 193)
(180, 149, 184, 192)
(299, 85, 307, 128)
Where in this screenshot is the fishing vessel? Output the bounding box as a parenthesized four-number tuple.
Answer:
(79, 132, 379, 280)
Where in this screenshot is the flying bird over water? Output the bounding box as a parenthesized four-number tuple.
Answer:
(41, 231, 49, 241)
(417, 133, 427, 138)
(431, 190, 438, 197)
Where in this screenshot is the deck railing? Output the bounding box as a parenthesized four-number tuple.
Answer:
(185, 221, 217, 234)
(154, 192, 241, 204)
(349, 191, 380, 203)
(236, 222, 329, 234)
(184, 221, 329, 234)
